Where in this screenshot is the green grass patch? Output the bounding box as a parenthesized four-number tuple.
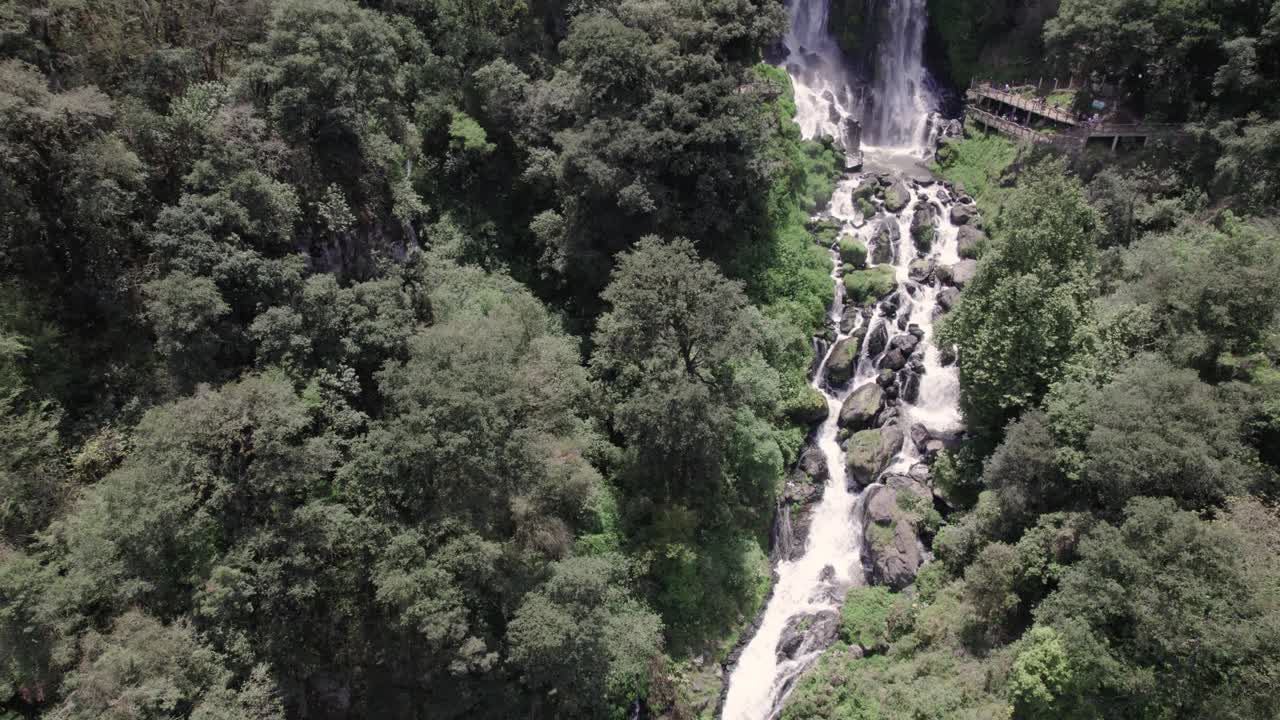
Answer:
(930, 120, 1018, 209)
(841, 586, 896, 648)
(868, 520, 896, 549)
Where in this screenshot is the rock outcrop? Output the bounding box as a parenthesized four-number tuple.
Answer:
(860, 474, 932, 590)
(776, 610, 841, 662)
(870, 218, 900, 264)
(846, 422, 904, 488)
(838, 383, 884, 431)
(825, 336, 861, 386)
(956, 224, 984, 259)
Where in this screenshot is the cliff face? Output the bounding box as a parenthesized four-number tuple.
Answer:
(824, 0, 1057, 90)
(826, 0, 880, 72)
(924, 0, 1059, 87)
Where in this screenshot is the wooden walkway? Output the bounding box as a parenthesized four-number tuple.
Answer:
(969, 84, 1077, 126)
(968, 108, 1054, 144)
(965, 84, 1186, 152)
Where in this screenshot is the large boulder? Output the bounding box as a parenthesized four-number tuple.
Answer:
(864, 320, 889, 357)
(797, 443, 829, 483)
(950, 259, 977, 288)
(825, 336, 861, 386)
(899, 369, 921, 403)
(879, 347, 908, 371)
(889, 333, 919, 355)
(910, 203, 936, 253)
(840, 117, 863, 155)
(936, 286, 960, 312)
(846, 423, 904, 488)
(949, 204, 977, 225)
(861, 475, 932, 590)
(839, 382, 884, 430)
(939, 259, 977, 288)
(870, 218, 899, 264)
(956, 224, 984, 259)
(785, 385, 828, 426)
(776, 610, 841, 661)
(883, 178, 910, 213)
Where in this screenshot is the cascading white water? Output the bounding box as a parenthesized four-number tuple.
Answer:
(862, 0, 937, 149)
(780, 0, 862, 149)
(721, 2, 961, 717)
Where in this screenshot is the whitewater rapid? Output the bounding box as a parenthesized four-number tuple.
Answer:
(720, 0, 959, 716)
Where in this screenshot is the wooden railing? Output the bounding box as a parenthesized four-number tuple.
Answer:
(968, 84, 1078, 126)
(968, 108, 1187, 150)
(967, 108, 1055, 144)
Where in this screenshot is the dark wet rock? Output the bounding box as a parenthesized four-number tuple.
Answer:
(939, 344, 958, 367)
(956, 224, 985, 259)
(776, 610, 841, 662)
(937, 287, 961, 312)
(825, 336, 861, 386)
(865, 321, 889, 357)
(876, 368, 896, 387)
(879, 347, 908, 371)
(900, 370, 921, 403)
(798, 443, 829, 483)
(890, 333, 920, 355)
(907, 323, 924, 339)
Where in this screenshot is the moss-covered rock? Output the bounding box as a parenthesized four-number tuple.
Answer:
(808, 217, 842, 245)
(846, 422, 904, 489)
(784, 385, 829, 426)
(861, 475, 933, 590)
(839, 236, 868, 267)
(844, 266, 896, 304)
(883, 178, 911, 213)
(856, 196, 876, 219)
(826, 336, 861, 385)
(910, 203, 936, 253)
(869, 218, 899, 264)
(838, 382, 883, 430)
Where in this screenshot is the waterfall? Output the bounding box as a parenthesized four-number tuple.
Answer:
(862, 0, 937, 149)
(720, 1, 961, 717)
(780, 0, 938, 154)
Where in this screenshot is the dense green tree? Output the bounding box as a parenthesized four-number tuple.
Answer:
(1006, 626, 1074, 720)
(48, 611, 283, 720)
(507, 554, 663, 717)
(591, 236, 780, 518)
(939, 159, 1099, 443)
(242, 0, 432, 215)
(1116, 215, 1280, 370)
(1038, 497, 1280, 718)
